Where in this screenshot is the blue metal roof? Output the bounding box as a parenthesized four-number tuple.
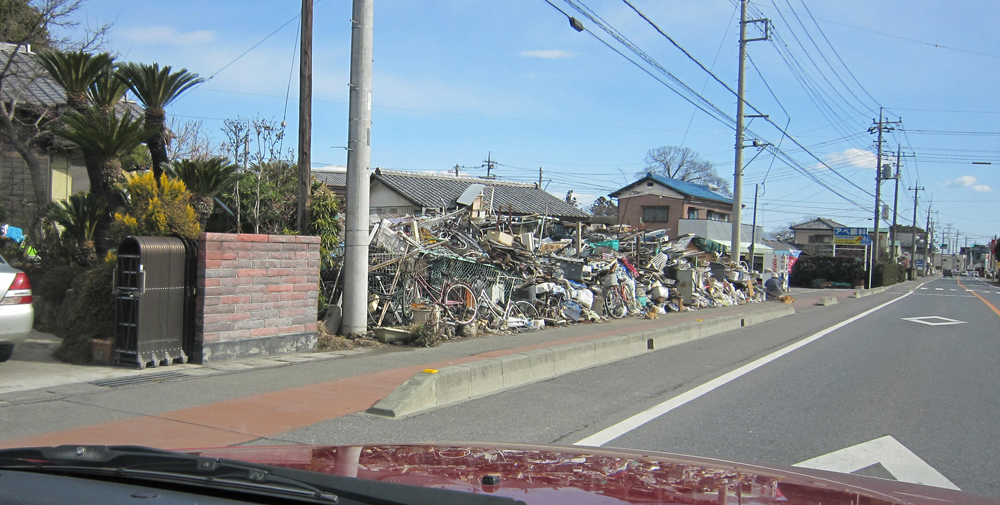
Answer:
(611, 173, 733, 204)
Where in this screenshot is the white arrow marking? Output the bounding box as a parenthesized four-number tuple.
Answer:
(794, 436, 959, 490)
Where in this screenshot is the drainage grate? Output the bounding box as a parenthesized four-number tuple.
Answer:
(90, 371, 190, 388)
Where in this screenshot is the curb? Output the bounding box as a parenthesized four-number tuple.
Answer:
(852, 286, 888, 298)
(367, 304, 796, 418)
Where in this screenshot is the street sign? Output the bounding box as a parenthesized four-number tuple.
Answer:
(915, 259, 925, 268)
(833, 227, 872, 246)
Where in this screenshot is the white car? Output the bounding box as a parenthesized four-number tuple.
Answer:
(0, 254, 34, 362)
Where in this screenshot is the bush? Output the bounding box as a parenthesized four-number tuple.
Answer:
(55, 259, 116, 363)
(873, 262, 905, 287)
(33, 265, 86, 331)
(790, 256, 866, 288)
(110, 171, 200, 246)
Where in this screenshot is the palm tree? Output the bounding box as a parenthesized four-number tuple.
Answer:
(88, 68, 128, 117)
(164, 158, 240, 229)
(56, 107, 157, 253)
(36, 50, 114, 111)
(47, 193, 106, 267)
(117, 63, 204, 182)
(56, 108, 157, 203)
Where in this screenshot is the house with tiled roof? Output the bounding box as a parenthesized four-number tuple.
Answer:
(1, 43, 87, 223)
(609, 173, 733, 234)
(367, 168, 589, 221)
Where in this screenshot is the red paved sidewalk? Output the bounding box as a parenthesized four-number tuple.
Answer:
(0, 300, 811, 450)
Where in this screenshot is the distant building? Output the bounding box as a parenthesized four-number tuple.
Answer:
(320, 167, 589, 221)
(609, 173, 732, 234)
(790, 218, 844, 256)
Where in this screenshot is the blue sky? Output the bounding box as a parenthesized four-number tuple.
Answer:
(66, 0, 1000, 245)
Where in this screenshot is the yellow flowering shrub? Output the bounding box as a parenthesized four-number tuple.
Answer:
(111, 171, 201, 243)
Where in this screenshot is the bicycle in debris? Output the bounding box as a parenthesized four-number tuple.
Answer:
(411, 271, 478, 325)
(367, 271, 412, 327)
(471, 280, 539, 330)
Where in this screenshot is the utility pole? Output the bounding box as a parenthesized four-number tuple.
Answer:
(538, 167, 543, 186)
(748, 184, 759, 268)
(889, 147, 914, 261)
(924, 202, 932, 275)
(454, 164, 460, 177)
(908, 185, 924, 279)
(730, 0, 768, 264)
(296, 0, 313, 233)
(483, 152, 496, 179)
(867, 108, 900, 287)
(342, 0, 374, 336)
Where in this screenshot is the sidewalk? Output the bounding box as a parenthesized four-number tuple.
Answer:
(0, 285, 873, 450)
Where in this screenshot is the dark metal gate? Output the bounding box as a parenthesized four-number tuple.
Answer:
(114, 236, 198, 369)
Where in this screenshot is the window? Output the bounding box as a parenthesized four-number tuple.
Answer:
(642, 206, 669, 223)
(706, 210, 728, 221)
(687, 207, 699, 219)
(808, 235, 832, 244)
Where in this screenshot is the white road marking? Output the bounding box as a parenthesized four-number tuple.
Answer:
(794, 436, 959, 490)
(920, 287, 928, 290)
(950, 289, 957, 291)
(574, 287, 919, 448)
(901, 316, 966, 326)
(935, 288, 944, 291)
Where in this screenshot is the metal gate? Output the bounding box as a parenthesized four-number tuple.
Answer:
(114, 236, 197, 369)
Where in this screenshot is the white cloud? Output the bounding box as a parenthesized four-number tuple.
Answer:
(121, 26, 215, 46)
(519, 49, 573, 59)
(946, 175, 991, 192)
(824, 148, 877, 169)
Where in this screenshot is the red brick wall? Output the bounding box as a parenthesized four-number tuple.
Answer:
(195, 233, 320, 360)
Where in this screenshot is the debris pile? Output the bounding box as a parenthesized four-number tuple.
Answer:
(346, 209, 763, 340)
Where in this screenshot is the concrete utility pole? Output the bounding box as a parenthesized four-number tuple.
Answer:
(342, 0, 374, 336)
(890, 147, 901, 261)
(483, 152, 496, 179)
(924, 202, 933, 275)
(296, 0, 313, 233)
(730, 0, 768, 264)
(867, 108, 900, 287)
(538, 167, 543, 186)
(908, 185, 924, 279)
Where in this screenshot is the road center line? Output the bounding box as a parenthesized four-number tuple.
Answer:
(575, 287, 919, 448)
(957, 277, 1000, 318)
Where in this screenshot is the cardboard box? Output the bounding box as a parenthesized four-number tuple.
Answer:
(485, 230, 514, 246)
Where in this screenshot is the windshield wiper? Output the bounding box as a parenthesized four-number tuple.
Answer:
(0, 445, 523, 505)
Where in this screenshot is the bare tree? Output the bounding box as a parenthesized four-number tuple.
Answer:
(0, 0, 109, 226)
(166, 117, 213, 161)
(641, 146, 731, 195)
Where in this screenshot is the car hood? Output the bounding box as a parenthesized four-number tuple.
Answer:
(186, 443, 996, 505)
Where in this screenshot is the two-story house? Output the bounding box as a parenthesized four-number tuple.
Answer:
(609, 173, 732, 234)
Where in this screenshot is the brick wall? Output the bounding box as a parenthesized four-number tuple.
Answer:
(194, 233, 320, 362)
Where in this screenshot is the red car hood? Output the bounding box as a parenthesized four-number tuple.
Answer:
(186, 443, 996, 505)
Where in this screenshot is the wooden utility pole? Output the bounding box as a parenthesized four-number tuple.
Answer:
(296, 0, 313, 233)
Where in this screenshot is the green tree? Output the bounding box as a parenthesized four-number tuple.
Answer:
(55, 107, 157, 252)
(164, 157, 240, 229)
(588, 196, 617, 217)
(36, 49, 112, 111)
(47, 192, 104, 266)
(117, 63, 204, 182)
(0, 0, 52, 49)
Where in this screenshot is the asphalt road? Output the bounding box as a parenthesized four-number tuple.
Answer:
(264, 277, 1000, 497)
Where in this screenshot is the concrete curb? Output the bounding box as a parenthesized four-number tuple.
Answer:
(367, 304, 796, 418)
(852, 286, 888, 298)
